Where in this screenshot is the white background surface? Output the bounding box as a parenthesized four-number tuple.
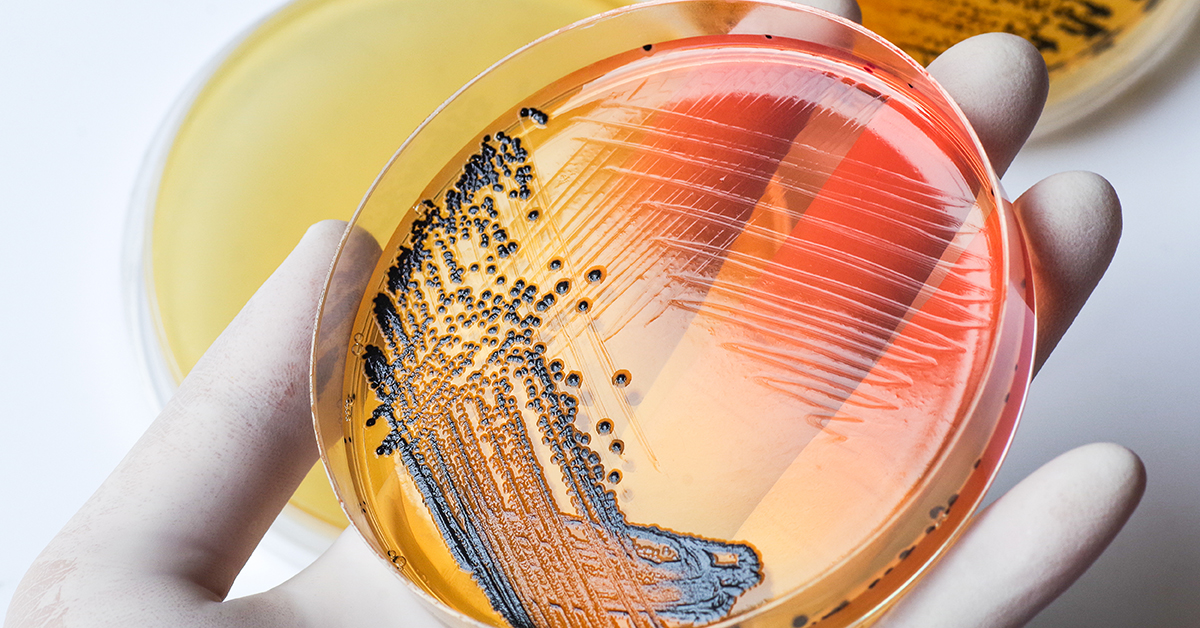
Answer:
(2, 0, 1199, 625)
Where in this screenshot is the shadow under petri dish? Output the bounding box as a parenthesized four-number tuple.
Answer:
(313, 1, 1036, 627)
(140, 0, 636, 532)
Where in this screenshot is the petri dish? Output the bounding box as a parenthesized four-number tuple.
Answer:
(312, 1, 1036, 627)
(128, 0, 636, 535)
(857, 0, 1200, 137)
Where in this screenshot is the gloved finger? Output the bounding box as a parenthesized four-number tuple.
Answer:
(930, 36, 1121, 372)
(927, 32, 1049, 176)
(1012, 171, 1122, 373)
(268, 529, 443, 628)
(793, 0, 862, 22)
(876, 443, 1145, 628)
(9, 220, 357, 626)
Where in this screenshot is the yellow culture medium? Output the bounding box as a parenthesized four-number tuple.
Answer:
(146, 0, 635, 529)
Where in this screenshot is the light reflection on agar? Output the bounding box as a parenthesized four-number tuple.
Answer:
(319, 3, 1035, 628)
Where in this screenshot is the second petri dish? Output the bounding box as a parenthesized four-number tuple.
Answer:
(858, 0, 1200, 136)
(313, 1, 1036, 627)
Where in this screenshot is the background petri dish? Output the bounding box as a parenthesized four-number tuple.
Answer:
(857, 0, 1200, 138)
(130, 0, 636, 533)
(313, 1, 1036, 627)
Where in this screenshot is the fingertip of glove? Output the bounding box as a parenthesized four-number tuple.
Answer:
(928, 33, 1048, 174)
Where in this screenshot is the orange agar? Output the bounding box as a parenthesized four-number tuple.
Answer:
(312, 2, 1035, 627)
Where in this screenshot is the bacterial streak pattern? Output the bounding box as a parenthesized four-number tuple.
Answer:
(362, 120, 762, 628)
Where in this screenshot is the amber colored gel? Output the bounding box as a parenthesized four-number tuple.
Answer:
(341, 33, 1018, 628)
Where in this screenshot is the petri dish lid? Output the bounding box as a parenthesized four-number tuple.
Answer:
(312, 1, 1037, 626)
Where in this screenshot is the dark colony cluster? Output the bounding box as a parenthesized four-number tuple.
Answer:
(358, 109, 762, 628)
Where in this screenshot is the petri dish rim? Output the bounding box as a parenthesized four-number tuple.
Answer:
(1032, 0, 1200, 138)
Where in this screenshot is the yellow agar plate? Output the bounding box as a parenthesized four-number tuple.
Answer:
(142, 0, 635, 529)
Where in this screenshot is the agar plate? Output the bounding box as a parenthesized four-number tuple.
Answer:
(312, 1, 1037, 626)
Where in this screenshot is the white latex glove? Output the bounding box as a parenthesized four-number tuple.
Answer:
(6, 2, 1138, 627)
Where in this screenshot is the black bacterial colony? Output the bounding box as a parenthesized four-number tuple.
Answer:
(358, 109, 762, 628)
